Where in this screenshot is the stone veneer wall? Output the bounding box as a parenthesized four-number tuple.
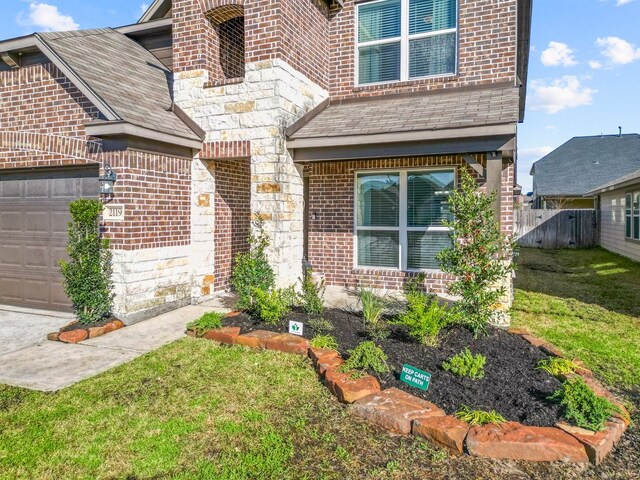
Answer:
(174, 59, 329, 287)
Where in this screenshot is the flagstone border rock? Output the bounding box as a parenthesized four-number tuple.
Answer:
(191, 320, 629, 465)
(48, 319, 125, 344)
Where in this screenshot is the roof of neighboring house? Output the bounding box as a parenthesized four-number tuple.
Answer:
(287, 84, 520, 144)
(531, 134, 640, 197)
(586, 168, 640, 195)
(36, 29, 202, 144)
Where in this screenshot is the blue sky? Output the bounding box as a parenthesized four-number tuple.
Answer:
(1, 1, 640, 192)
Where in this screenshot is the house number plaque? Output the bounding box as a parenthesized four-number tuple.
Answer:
(103, 204, 125, 222)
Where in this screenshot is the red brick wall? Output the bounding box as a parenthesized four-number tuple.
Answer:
(101, 150, 192, 251)
(213, 158, 251, 290)
(329, 0, 518, 100)
(0, 63, 101, 169)
(305, 155, 513, 292)
(0, 62, 193, 252)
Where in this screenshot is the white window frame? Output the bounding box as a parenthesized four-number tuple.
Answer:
(355, 0, 459, 86)
(353, 166, 457, 272)
(628, 191, 640, 240)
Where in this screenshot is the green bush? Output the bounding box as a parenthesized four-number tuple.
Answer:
(549, 377, 621, 432)
(232, 216, 275, 311)
(253, 286, 296, 325)
(340, 341, 389, 374)
(59, 199, 113, 325)
(455, 405, 506, 426)
(358, 286, 389, 341)
(308, 317, 334, 335)
(437, 169, 515, 337)
(309, 335, 338, 350)
(393, 276, 449, 346)
(537, 358, 579, 377)
(299, 268, 325, 315)
(187, 312, 225, 337)
(442, 348, 486, 380)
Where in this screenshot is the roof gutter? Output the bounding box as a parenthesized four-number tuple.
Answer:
(85, 121, 203, 150)
(584, 172, 640, 196)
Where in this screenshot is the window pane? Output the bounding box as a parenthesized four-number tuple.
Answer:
(359, 42, 401, 84)
(407, 231, 451, 269)
(358, 0, 401, 43)
(357, 173, 400, 227)
(358, 230, 400, 268)
(626, 194, 633, 238)
(407, 170, 455, 227)
(634, 193, 640, 239)
(409, 0, 456, 35)
(409, 33, 456, 78)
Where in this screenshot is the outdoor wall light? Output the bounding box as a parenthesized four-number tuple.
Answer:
(99, 164, 117, 196)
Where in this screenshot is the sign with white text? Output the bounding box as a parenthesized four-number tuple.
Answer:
(400, 364, 431, 391)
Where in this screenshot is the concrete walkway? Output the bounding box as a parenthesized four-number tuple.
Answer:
(0, 303, 224, 392)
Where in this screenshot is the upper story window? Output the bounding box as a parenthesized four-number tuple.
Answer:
(218, 16, 245, 80)
(357, 0, 457, 85)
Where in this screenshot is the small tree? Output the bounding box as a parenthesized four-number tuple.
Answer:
(232, 215, 276, 311)
(60, 199, 113, 325)
(437, 169, 515, 336)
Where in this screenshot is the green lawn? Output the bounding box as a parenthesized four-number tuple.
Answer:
(512, 247, 640, 395)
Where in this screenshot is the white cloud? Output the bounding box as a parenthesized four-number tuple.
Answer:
(616, 0, 634, 5)
(520, 146, 555, 158)
(541, 42, 578, 67)
(17, 2, 79, 32)
(530, 76, 596, 114)
(596, 36, 640, 65)
(140, 3, 150, 15)
(589, 60, 603, 69)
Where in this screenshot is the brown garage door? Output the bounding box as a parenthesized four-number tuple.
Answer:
(0, 166, 99, 311)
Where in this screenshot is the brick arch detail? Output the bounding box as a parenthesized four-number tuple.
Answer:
(0, 130, 101, 161)
(202, 0, 244, 24)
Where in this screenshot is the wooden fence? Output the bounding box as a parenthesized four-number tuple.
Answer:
(515, 209, 598, 249)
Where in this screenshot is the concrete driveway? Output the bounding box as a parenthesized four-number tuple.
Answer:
(0, 303, 223, 392)
(0, 305, 73, 356)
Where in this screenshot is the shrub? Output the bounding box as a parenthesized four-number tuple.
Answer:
(442, 348, 486, 380)
(358, 286, 389, 341)
(187, 312, 225, 337)
(232, 216, 275, 311)
(308, 317, 334, 335)
(437, 169, 515, 337)
(253, 286, 296, 325)
(310, 335, 338, 350)
(537, 358, 579, 377)
(340, 341, 389, 374)
(299, 268, 325, 315)
(549, 377, 621, 432)
(393, 275, 450, 346)
(59, 199, 113, 325)
(455, 405, 506, 426)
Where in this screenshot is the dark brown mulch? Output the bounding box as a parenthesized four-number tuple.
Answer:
(59, 317, 116, 333)
(223, 308, 564, 427)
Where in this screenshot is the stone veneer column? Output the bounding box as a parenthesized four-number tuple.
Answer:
(174, 59, 328, 290)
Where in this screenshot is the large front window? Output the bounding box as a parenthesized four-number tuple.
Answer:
(356, 169, 455, 270)
(357, 0, 457, 85)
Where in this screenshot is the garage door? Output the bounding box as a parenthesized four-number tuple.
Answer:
(0, 166, 99, 311)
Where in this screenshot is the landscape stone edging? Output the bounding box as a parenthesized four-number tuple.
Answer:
(48, 320, 125, 344)
(191, 323, 629, 465)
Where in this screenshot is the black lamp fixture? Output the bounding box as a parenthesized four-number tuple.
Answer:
(99, 164, 117, 196)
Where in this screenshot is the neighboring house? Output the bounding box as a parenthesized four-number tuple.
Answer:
(0, 0, 532, 323)
(588, 170, 640, 263)
(531, 134, 640, 210)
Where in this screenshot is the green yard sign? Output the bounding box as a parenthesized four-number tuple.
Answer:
(400, 364, 431, 391)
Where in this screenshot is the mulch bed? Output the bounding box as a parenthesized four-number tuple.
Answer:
(223, 308, 564, 427)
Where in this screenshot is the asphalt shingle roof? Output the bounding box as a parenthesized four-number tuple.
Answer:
(532, 134, 640, 196)
(38, 29, 199, 141)
(288, 84, 520, 140)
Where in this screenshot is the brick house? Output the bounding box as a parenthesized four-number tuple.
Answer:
(0, 0, 532, 323)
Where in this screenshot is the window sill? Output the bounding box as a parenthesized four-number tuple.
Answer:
(204, 77, 245, 89)
(624, 237, 640, 244)
(354, 75, 458, 92)
(352, 267, 449, 276)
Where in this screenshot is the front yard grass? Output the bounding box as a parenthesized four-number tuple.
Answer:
(512, 247, 640, 395)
